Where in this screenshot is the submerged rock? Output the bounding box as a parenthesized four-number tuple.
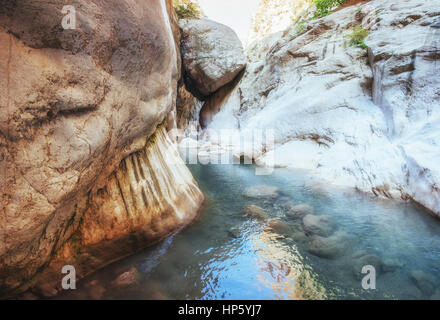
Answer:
(307, 231, 349, 259)
(265, 219, 291, 235)
(228, 227, 241, 238)
(243, 185, 281, 200)
(241, 205, 269, 221)
(179, 18, 246, 97)
(302, 214, 334, 237)
(351, 252, 386, 280)
(285, 203, 314, 219)
(411, 270, 435, 297)
(111, 267, 140, 289)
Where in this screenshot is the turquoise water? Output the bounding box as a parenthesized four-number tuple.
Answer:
(57, 163, 440, 300)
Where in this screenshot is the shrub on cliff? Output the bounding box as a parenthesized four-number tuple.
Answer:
(173, 0, 202, 20)
(347, 26, 370, 48)
(313, 0, 346, 18)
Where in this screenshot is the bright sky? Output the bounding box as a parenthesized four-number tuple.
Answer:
(197, 0, 261, 43)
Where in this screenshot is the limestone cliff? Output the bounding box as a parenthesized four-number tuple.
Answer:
(207, 0, 440, 216)
(0, 0, 203, 297)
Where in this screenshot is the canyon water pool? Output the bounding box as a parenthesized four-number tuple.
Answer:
(57, 163, 440, 300)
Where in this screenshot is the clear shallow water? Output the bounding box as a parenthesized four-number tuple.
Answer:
(57, 163, 440, 300)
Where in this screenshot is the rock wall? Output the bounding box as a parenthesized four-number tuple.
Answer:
(207, 0, 440, 216)
(30, 126, 204, 297)
(0, 0, 203, 297)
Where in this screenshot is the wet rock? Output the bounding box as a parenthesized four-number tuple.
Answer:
(265, 219, 291, 235)
(307, 231, 349, 259)
(291, 231, 308, 243)
(285, 203, 314, 219)
(111, 267, 140, 289)
(411, 270, 435, 297)
(241, 205, 269, 221)
(179, 18, 246, 97)
(243, 185, 281, 200)
(302, 214, 334, 237)
(228, 227, 241, 238)
(352, 253, 385, 280)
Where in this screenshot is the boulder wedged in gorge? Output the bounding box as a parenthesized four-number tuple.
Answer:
(179, 18, 247, 98)
(0, 0, 203, 297)
(208, 0, 440, 217)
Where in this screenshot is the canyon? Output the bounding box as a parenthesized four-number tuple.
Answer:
(0, 0, 439, 299)
(203, 0, 440, 217)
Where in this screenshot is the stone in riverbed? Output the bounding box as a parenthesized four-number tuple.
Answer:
(351, 253, 386, 280)
(228, 227, 241, 238)
(411, 270, 435, 297)
(265, 219, 291, 235)
(302, 214, 334, 237)
(243, 185, 281, 200)
(307, 231, 349, 259)
(111, 267, 140, 289)
(284, 202, 314, 219)
(241, 205, 269, 221)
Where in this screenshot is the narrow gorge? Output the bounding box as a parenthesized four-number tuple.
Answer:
(1, 0, 440, 300)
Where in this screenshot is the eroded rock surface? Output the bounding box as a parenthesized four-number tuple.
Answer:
(207, 0, 440, 217)
(0, 0, 203, 297)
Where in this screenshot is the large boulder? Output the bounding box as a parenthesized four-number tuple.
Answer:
(0, 0, 204, 298)
(179, 18, 246, 97)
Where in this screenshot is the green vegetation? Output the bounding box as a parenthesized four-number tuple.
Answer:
(313, 0, 346, 18)
(295, 19, 306, 34)
(347, 26, 370, 49)
(173, 0, 202, 20)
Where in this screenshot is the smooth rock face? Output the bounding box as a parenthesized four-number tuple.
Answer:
(179, 18, 247, 97)
(31, 127, 204, 296)
(207, 0, 440, 217)
(0, 0, 204, 297)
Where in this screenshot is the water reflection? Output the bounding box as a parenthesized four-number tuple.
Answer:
(56, 163, 440, 300)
